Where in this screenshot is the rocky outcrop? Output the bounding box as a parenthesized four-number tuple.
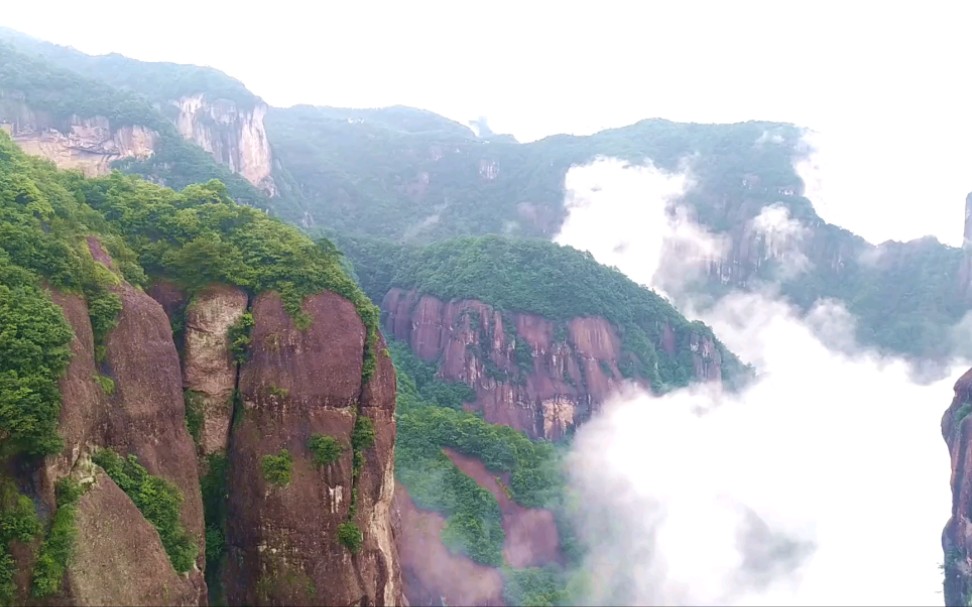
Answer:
(942, 367, 972, 606)
(172, 94, 275, 194)
(181, 284, 248, 456)
(67, 468, 199, 607)
(6, 233, 405, 605)
(0, 99, 157, 176)
(37, 251, 205, 604)
(382, 287, 722, 439)
(223, 291, 403, 606)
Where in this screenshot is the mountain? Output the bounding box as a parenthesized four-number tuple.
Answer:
(2, 29, 970, 606)
(342, 235, 747, 439)
(2, 30, 965, 362)
(0, 33, 273, 203)
(0, 132, 401, 605)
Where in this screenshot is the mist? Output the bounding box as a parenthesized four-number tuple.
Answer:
(555, 158, 962, 605)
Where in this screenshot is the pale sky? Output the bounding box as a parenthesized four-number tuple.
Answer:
(3, 1, 971, 245)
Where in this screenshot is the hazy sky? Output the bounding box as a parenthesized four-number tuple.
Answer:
(4, 1, 971, 244)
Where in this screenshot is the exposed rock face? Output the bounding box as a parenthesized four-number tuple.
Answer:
(942, 367, 972, 606)
(40, 264, 204, 604)
(181, 284, 248, 456)
(67, 468, 199, 607)
(223, 291, 403, 606)
(695, 198, 852, 289)
(394, 486, 505, 607)
(382, 287, 722, 439)
(172, 94, 275, 194)
(0, 100, 157, 176)
(14, 238, 404, 605)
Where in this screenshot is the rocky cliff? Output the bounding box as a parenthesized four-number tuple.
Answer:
(0, 40, 276, 194)
(0, 96, 157, 177)
(0, 92, 275, 194)
(382, 287, 723, 440)
(17, 245, 205, 606)
(942, 367, 972, 606)
(3, 245, 403, 605)
(148, 284, 405, 606)
(171, 94, 276, 194)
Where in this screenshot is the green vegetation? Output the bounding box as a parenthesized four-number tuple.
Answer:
(337, 522, 363, 554)
(391, 339, 583, 600)
(92, 449, 196, 572)
(308, 434, 343, 467)
(501, 566, 570, 607)
(261, 450, 293, 486)
(0, 258, 74, 457)
(346, 414, 376, 519)
(344, 235, 747, 391)
(266, 102, 801, 244)
(31, 478, 83, 598)
(267, 385, 289, 399)
(0, 481, 41, 604)
(270, 102, 966, 361)
(200, 453, 229, 604)
(392, 340, 560, 568)
(227, 311, 254, 365)
(77, 173, 381, 382)
(0, 29, 260, 111)
(0, 123, 378, 457)
(184, 390, 205, 446)
(351, 416, 375, 452)
(94, 374, 115, 395)
(773, 235, 967, 360)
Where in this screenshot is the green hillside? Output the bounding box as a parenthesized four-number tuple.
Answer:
(341, 235, 749, 391)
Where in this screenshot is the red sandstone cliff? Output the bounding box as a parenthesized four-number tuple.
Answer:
(382, 287, 723, 440)
(942, 367, 972, 606)
(221, 292, 403, 606)
(8, 239, 403, 606)
(33, 270, 205, 605)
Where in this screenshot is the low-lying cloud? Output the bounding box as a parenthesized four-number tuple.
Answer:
(555, 157, 727, 299)
(793, 127, 969, 248)
(556, 157, 961, 606)
(749, 203, 811, 280)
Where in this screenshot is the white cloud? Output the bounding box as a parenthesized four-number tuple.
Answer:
(748, 204, 811, 280)
(568, 291, 959, 606)
(557, 156, 964, 606)
(554, 157, 726, 300)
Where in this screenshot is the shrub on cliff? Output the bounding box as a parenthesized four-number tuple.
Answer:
(261, 450, 293, 486)
(308, 434, 343, 467)
(92, 449, 197, 573)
